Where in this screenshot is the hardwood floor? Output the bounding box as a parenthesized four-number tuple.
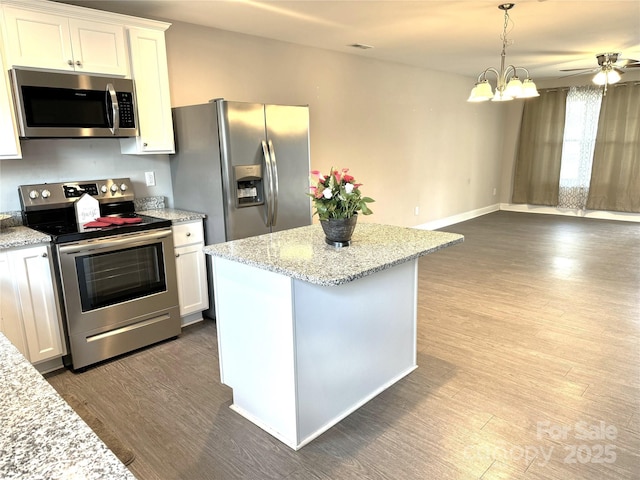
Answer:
(46, 211, 640, 479)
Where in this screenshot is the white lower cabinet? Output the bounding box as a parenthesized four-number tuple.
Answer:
(0, 245, 65, 369)
(173, 220, 209, 326)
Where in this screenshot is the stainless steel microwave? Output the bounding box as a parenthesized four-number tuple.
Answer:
(10, 68, 138, 138)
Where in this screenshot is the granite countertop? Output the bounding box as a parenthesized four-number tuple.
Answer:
(0, 207, 205, 250)
(204, 223, 463, 286)
(0, 333, 137, 480)
(0, 226, 51, 250)
(137, 208, 206, 223)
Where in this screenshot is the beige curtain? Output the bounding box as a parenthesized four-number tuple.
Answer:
(586, 82, 640, 213)
(512, 89, 568, 205)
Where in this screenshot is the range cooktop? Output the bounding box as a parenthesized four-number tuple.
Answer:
(19, 178, 172, 243)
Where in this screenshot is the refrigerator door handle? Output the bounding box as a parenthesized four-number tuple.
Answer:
(267, 140, 279, 227)
(261, 140, 274, 227)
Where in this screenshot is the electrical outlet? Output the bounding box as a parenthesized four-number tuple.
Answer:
(145, 171, 156, 187)
(414, 206, 420, 216)
(493, 187, 497, 196)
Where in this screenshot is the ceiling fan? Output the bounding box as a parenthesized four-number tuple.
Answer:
(560, 53, 640, 91)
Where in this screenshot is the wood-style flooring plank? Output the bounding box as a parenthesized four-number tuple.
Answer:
(46, 211, 640, 479)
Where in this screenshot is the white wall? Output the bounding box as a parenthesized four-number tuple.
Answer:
(164, 22, 506, 227)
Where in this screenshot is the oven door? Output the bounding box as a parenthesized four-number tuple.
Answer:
(57, 228, 180, 368)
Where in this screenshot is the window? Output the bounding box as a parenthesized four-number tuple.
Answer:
(558, 86, 602, 209)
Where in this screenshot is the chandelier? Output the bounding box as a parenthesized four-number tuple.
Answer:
(467, 3, 539, 102)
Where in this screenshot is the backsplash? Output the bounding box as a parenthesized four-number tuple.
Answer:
(0, 138, 173, 212)
(0, 211, 22, 228)
(134, 196, 166, 211)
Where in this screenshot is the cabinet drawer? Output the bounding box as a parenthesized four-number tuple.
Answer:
(172, 221, 204, 246)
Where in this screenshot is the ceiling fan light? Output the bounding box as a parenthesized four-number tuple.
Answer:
(592, 70, 607, 86)
(606, 69, 621, 84)
(520, 79, 540, 98)
(505, 77, 523, 97)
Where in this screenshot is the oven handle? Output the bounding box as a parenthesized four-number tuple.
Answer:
(59, 229, 172, 254)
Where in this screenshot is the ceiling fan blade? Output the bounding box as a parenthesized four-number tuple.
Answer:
(622, 62, 640, 68)
(559, 67, 595, 72)
(618, 58, 640, 67)
(559, 71, 596, 79)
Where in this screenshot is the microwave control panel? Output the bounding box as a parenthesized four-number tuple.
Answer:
(117, 92, 136, 128)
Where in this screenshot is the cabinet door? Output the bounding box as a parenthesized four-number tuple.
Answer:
(175, 243, 209, 317)
(120, 27, 175, 154)
(0, 46, 21, 159)
(9, 246, 65, 364)
(68, 18, 129, 76)
(2, 7, 75, 72)
(0, 252, 27, 357)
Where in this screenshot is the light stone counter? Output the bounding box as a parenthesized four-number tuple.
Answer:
(203, 223, 463, 286)
(0, 226, 51, 250)
(0, 333, 137, 479)
(137, 208, 206, 223)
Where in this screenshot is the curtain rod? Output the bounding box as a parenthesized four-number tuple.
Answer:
(541, 81, 639, 93)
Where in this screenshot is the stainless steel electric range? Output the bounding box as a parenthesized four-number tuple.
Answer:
(19, 178, 180, 370)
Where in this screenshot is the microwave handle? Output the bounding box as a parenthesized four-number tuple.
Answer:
(106, 83, 119, 135)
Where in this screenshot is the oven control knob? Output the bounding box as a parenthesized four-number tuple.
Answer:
(29, 190, 39, 199)
(41, 189, 51, 199)
(110, 184, 119, 193)
(120, 183, 128, 192)
(101, 185, 108, 194)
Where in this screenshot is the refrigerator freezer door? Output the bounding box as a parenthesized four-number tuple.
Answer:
(218, 101, 271, 240)
(264, 104, 312, 232)
(171, 103, 226, 245)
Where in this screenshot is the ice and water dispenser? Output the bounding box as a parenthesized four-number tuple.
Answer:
(234, 165, 264, 207)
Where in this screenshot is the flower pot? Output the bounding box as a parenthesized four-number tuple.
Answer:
(320, 215, 358, 247)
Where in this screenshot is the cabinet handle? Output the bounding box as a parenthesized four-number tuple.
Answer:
(75, 60, 82, 66)
(41, 252, 48, 258)
(175, 253, 180, 258)
(186, 232, 191, 237)
(67, 60, 73, 66)
(143, 143, 148, 147)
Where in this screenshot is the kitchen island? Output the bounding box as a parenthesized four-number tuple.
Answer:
(204, 223, 463, 450)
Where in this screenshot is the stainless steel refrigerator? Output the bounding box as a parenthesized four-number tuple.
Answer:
(170, 99, 312, 318)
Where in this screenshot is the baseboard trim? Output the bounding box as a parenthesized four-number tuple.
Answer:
(499, 203, 640, 223)
(413, 202, 640, 230)
(414, 204, 500, 230)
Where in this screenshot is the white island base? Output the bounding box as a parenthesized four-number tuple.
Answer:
(212, 256, 418, 450)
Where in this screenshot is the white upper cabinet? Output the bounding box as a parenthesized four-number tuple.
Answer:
(120, 26, 175, 154)
(2, 6, 129, 76)
(0, 0, 174, 156)
(0, 41, 21, 159)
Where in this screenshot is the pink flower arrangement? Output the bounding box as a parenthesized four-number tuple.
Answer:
(308, 167, 374, 221)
